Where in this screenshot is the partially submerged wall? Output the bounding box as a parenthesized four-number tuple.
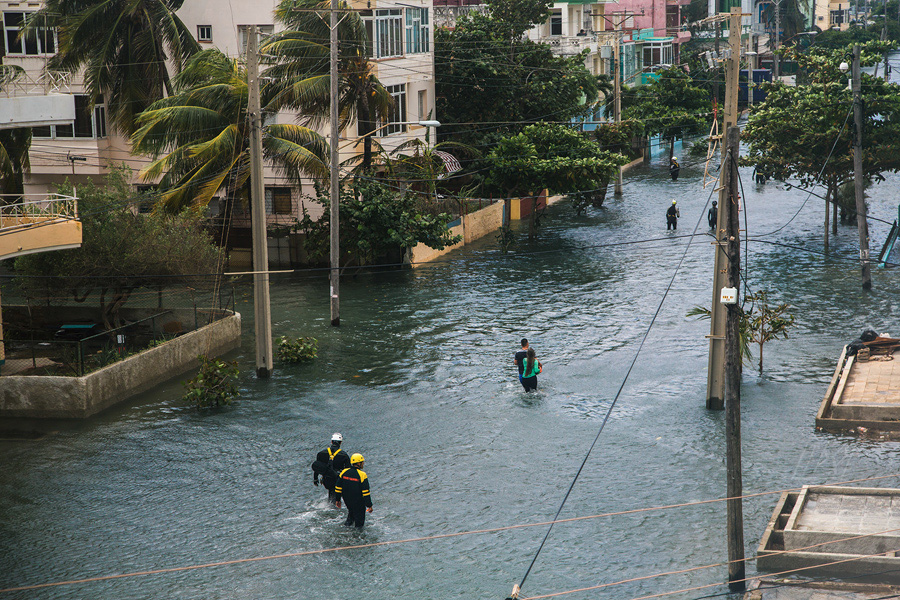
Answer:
(0, 311, 241, 419)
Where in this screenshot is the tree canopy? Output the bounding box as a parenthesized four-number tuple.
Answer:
(485, 123, 627, 198)
(435, 12, 600, 145)
(621, 66, 710, 141)
(14, 168, 222, 329)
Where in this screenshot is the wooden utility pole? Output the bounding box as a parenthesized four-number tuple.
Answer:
(705, 7, 743, 410)
(247, 25, 274, 378)
(722, 125, 745, 591)
(852, 44, 873, 290)
(774, 0, 781, 79)
(329, 0, 341, 325)
(614, 21, 622, 195)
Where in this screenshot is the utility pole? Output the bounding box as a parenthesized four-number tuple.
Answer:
(722, 125, 746, 592)
(852, 44, 873, 290)
(613, 20, 623, 195)
(329, 0, 341, 326)
(247, 25, 274, 378)
(705, 7, 743, 410)
(774, 0, 781, 79)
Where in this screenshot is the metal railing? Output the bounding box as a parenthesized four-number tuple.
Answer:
(0, 65, 75, 98)
(2, 288, 236, 377)
(0, 194, 79, 229)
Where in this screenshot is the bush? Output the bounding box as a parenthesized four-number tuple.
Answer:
(277, 336, 318, 363)
(183, 355, 240, 409)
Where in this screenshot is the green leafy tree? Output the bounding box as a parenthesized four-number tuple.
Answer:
(485, 123, 627, 230)
(297, 180, 462, 266)
(743, 41, 900, 246)
(621, 66, 710, 160)
(484, 0, 553, 41)
(277, 336, 318, 362)
(131, 50, 328, 213)
(0, 127, 31, 197)
(435, 12, 600, 145)
(27, 0, 199, 135)
(262, 0, 394, 171)
(14, 167, 223, 330)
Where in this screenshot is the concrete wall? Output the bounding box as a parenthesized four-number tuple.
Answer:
(0, 312, 241, 419)
(410, 201, 503, 264)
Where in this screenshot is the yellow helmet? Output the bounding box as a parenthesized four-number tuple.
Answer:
(350, 453, 365, 465)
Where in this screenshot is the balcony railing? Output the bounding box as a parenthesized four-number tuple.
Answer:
(0, 65, 75, 98)
(0, 194, 79, 230)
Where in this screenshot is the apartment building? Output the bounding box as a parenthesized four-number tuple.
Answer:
(1, 0, 436, 250)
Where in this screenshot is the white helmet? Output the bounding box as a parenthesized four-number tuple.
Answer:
(331, 432, 343, 442)
(673, 156, 678, 161)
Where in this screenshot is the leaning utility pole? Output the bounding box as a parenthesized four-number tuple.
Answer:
(705, 6, 743, 410)
(247, 25, 274, 378)
(852, 45, 873, 290)
(329, 0, 341, 326)
(722, 124, 746, 592)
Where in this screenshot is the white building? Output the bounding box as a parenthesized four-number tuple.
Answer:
(1, 0, 436, 247)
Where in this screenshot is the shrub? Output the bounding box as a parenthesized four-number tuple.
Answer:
(183, 355, 240, 409)
(277, 336, 318, 363)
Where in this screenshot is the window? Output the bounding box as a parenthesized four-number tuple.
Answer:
(265, 187, 292, 215)
(238, 25, 274, 52)
(550, 12, 562, 36)
(197, 25, 212, 42)
(3, 12, 55, 55)
(380, 84, 406, 136)
(405, 8, 429, 54)
(373, 9, 403, 58)
(32, 94, 107, 139)
(417, 89, 427, 120)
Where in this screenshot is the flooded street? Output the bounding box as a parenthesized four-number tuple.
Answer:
(4, 149, 900, 600)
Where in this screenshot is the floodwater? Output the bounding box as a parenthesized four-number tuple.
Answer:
(4, 146, 900, 600)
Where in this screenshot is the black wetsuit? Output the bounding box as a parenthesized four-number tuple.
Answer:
(335, 467, 372, 528)
(666, 205, 679, 230)
(708, 205, 718, 228)
(313, 445, 350, 503)
(669, 162, 680, 181)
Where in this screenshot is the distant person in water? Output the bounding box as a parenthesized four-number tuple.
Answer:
(708, 201, 718, 229)
(514, 338, 529, 386)
(669, 157, 680, 181)
(666, 200, 680, 230)
(521, 348, 542, 392)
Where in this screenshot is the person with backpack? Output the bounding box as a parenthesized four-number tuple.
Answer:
(312, 433, 350, 503)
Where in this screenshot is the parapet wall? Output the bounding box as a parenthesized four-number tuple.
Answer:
(0, 311, 241, 419)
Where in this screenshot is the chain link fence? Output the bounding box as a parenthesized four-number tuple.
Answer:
(1, 281, 235, 376)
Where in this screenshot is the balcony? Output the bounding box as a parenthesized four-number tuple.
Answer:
(546, 35, 599, 56)
(0, 194, 82, 261)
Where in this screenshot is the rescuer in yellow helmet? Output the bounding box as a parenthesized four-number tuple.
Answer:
(334, 453, 373, 528)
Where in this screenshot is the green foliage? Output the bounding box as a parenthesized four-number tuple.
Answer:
(277, 336, 318, 363)
(688, 290, 795, 375)
(0, 127, 31, 196)
(485, 123, 627, 198)
(621, 66, 710, 140)
(592, 121, 645, 156)
(435, 13, 600, 146)
(14, 167, 222, 329)
(183, 355, 240, 409)
(26, 0, 200, 135)
(743, 41, 900, 218)
(745, 290, 795, 375)
(131, 49, 328, 212)
(297, 180, 462, 265)
(485, 0, 553, 39)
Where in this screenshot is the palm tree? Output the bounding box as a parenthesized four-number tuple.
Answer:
(0, 127, 31, 198)
(131, 50, 328, 213)
(262, 0, 393, 171)
(26, 0, 200, 135)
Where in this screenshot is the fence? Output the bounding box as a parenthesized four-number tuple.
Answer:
(1, 284, 235, 377)
(0, 194, 78, 229)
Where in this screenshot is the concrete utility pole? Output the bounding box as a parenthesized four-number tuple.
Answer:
(614, 21, 622, 195)
(774, 0, 781, 79)
(706, 7, 743, 410)
(247, 25, 274, 378)
(722, 124, 746, 592)
(852, 45, 873, 290)
(329, 0, 341, 326)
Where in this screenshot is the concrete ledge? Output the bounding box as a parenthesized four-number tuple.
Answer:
(0, 311, 241, 419)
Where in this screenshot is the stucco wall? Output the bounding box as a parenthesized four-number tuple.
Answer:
(0, 312, 241, 419)
(410, 201, 504, 265)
